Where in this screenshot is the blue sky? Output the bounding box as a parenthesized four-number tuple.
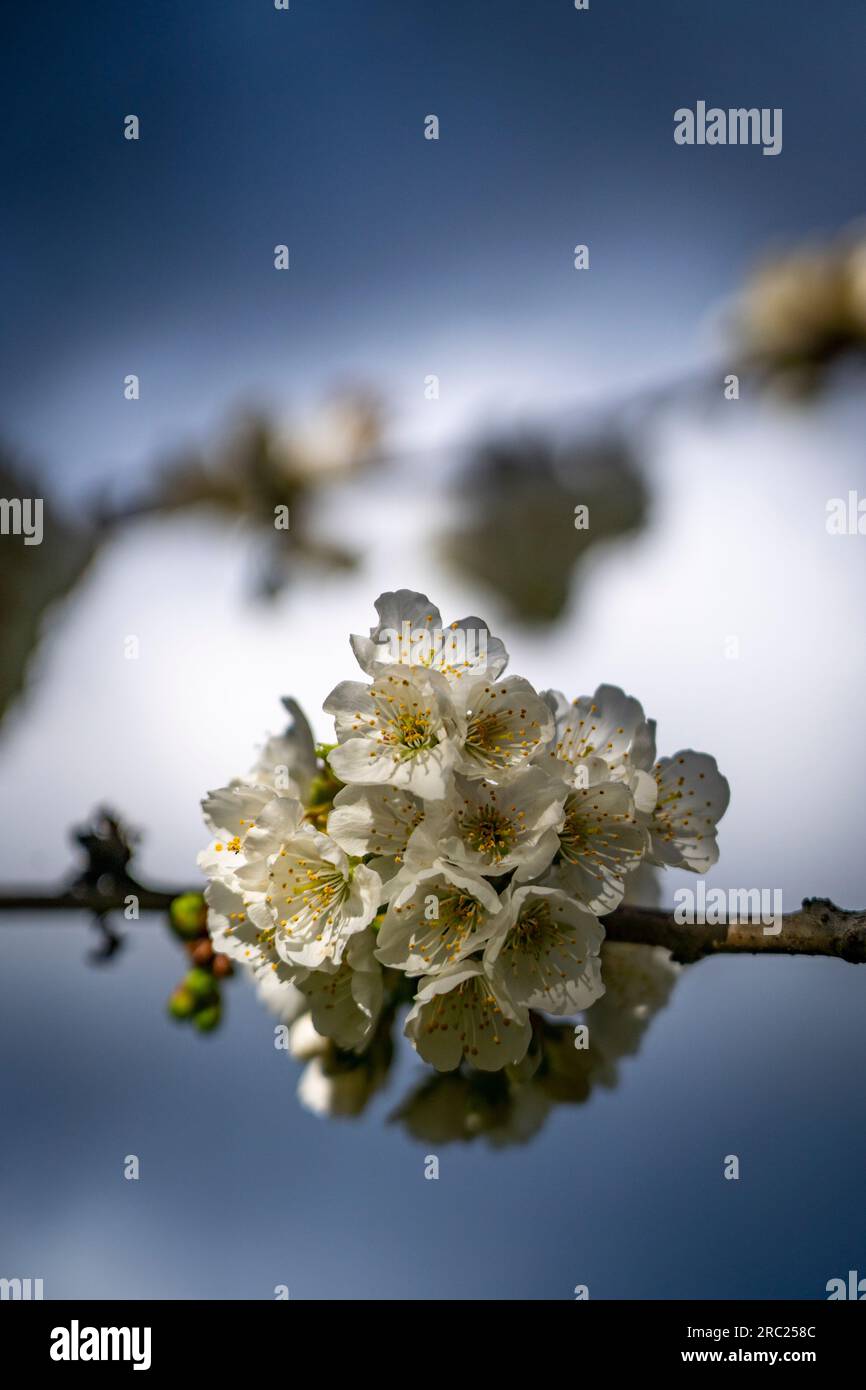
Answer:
(3, 0, 865, 495)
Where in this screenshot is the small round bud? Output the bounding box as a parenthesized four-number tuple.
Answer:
(167, 986, 196, 1020)
(194, 1003, 222, 1032)
(191, 938, 214, 966)
(184, 967, 217, 1002)
(169, 892, 208, 941)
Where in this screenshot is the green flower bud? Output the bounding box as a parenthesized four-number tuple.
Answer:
(194, 1003, 222, 1032)
(169, 892, 208, 940)
(184, 967, 217, 1002)
(167, 986, 196, 1020)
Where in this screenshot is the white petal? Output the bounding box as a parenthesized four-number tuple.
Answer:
(650, 750, 730, 872)
(404, 962, 531, 1071)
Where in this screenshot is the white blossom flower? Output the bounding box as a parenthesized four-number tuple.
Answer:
(542, 684, 658, 813)
(350, 588, 508, 684)
(298, 928, 384, 1052)
(647, 750, 730, 872)
(404, 960, 532, 1072)
(452, 674, 554, 781)
(231, 810, 382, 971)
(375, 866, 502, 975)
(483, 884, 605, 1016)
(439, 769, 565, 881)
(207, 790, 306, 887)
(326, 783, 425, 885)
(204, 874, 305, 989)
(199, 781, 284, 884)
(324, 665, 458, 798)
(551, 779, 648, 914)
(201, 703, 319, 880)
(372, 801, 478, 904)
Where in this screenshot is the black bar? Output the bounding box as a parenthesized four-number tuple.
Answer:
(1, 1298, 861, 1373)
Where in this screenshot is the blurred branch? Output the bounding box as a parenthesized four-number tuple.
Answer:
(92, 397, 384, 599)
(0, 810, 181, 917)
(0, 396, 384, 737)
(0, 448, 100, 725)
(443, 432, 650, 623)
(0, 886, 180, 913)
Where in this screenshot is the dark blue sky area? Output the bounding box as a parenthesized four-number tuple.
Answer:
(2, 0, 865, 492)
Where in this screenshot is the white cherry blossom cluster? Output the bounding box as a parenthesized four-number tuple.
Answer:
(200, 591, 729, 1073)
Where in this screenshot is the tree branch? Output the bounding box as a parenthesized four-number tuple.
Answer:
(2, 885, 865, 964)
(604, 898, 866, 965)
(0, 882, 180, 913)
